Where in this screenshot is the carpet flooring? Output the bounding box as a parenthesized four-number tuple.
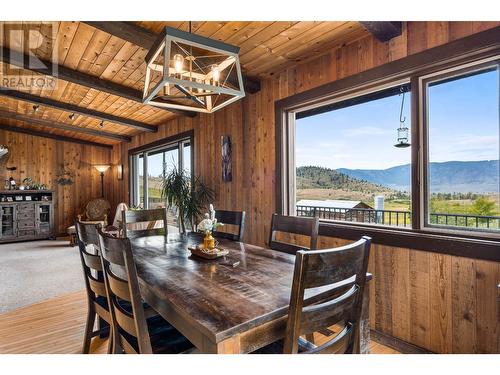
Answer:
(0, 239, 84, 313)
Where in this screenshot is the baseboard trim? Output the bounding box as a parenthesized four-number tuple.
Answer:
(370, 329, 434, 354)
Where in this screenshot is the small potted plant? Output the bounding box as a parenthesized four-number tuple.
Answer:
(197, 204, 223, 250)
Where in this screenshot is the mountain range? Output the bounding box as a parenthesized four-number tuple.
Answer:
(337, 160, 499, 193)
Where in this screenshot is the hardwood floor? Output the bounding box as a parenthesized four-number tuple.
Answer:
(0, 290, 400, 354)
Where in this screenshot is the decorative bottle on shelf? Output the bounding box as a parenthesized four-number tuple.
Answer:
(9, 177, 16, 190)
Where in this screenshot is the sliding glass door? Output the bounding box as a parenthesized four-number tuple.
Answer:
(130, 135, 193, 220)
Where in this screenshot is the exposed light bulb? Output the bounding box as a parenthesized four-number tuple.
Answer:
(33, 105, 39, 112)
(69, 113, 75, 120)
(173, 54, 184, 73)
(211, 65, 220, 83)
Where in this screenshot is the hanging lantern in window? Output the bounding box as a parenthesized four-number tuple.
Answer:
(394, 86, 410, 148)
(142, 25, 245, 113)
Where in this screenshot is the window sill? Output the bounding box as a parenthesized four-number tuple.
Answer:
(318, 220, 500, 262)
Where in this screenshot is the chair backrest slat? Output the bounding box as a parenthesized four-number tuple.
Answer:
(283, 236, 371, 354)
(309, 324, 352, 354)
(106, 268, 132, 302)
(122, 208, 168, 239)
(98, 228, 153, 354)
(268, 214, 319, 254)
(213, 210, 246, 242)
(300, 286, 357, 335)
(88, 276, 107, 296)
(75, 221, 107, 302)
(81, 251, 102, 271)
(113, 302, 137, 337)
(303, 244, 367, 289)
(76, 220, 101, 248)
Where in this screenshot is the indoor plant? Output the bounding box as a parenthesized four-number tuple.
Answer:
(160, 167, 214, 233)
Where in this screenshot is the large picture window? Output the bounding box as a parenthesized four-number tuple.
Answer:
(278, 55, 500, 238)
(294, 84, 412, 228)
(423, 63, 500, 233)
(129, 132, 193, 228)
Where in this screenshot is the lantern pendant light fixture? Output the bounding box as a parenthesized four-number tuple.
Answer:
(394, 86, 410, 148)
(142, 23, 245, 113)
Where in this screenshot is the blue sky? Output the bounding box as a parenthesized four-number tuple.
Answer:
(145, 145, 191, 177)
(296, 67, 499, 170)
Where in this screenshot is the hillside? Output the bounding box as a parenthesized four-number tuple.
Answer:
(296, 166, 399, 202)
(338, 160, 499, 193)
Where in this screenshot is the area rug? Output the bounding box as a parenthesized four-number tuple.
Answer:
(0, 240, 84, 313)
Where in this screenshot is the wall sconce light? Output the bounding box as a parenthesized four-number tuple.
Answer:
(116, 164, 123, 180)
(94, 164, 111, 197)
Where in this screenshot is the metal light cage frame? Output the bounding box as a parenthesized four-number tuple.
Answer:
(143, 27, 246, 113)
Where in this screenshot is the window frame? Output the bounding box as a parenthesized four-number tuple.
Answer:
(275, 27, 500, 261)
(128, 130, 194, 209)
(289, 80, 412, 221)
(420, 59, 500, 237)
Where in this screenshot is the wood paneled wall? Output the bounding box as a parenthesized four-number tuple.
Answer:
(110, 21, 500, 353)
(316, 236, 500, 354)
(0, 129, 111, 234)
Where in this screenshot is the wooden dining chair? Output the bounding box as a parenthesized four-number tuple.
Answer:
(97, 228, 193, 354)
(75, 220, 112, 354)
(255, 236, 371, 354)
(122, 208, 168, 239)
(268, 214, 319, 254)
(212, 209, 246, 242)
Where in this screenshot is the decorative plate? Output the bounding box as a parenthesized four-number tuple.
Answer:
(188, 245, 229, 259)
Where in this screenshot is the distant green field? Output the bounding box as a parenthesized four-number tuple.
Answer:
(297, 188, 500, 228)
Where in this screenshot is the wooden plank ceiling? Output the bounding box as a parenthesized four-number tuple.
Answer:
(0, 21, 370, 146)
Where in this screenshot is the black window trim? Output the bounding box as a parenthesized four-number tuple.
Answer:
(420, 58, 500, 237)
(128, 130, 195, 208)
(275, 26, 500, 261)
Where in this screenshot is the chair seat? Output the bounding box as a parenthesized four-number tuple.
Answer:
(95, 296, 192, 353)
(147, 315, 193, 353)
(119, 314, 194, 354)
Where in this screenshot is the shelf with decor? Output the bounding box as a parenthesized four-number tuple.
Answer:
(0, 190, 55, 243)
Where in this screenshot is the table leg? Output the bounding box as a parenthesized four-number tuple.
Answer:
(203, 336, 241, 354)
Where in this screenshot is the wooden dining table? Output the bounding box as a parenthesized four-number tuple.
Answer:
(129, 232, 372, 354)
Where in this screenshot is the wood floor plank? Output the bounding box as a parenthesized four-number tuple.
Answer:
(0, 290, 107, 354)
(0, 290, 398, 354)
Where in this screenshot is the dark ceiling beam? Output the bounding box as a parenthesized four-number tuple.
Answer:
(360, 22, 403, 42)
(0, 109, 131, 143)
(0, 89, 157, 133)
(0, 123, 113, 149)
(83, 21, 262, 94)
(0, 46, 196, 118)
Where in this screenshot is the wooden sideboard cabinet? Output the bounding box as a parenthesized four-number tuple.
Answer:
(0, 190, 54, 243)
